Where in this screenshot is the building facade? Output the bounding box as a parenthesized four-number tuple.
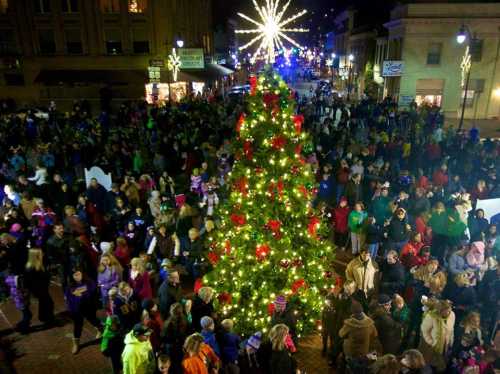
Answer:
(0, 0, 213, 109)
(383, 2, 500, 119)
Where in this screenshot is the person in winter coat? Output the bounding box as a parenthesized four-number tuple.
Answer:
(365, 216, 383, 259)
(409, 188, 431, 218)
(348, 202, 367, 254)
(162, 302, 191, 374)
(128, 257, 152, 302)
(428, 202, 448, 262)
(97, 253, 122, 306)
(370, 294, 402, 355)
(322, 293, 336, 356)
(259, 324, 297, 374)
(386, 208, 411, 253)
(112, 282, 141, 332)
(200, 316, 220, 357)
(23, 248, 54, 326)
(371, 186, 392, 226)
(158, 270, 182, 320)
(338, 301, 378, 359)
(100, 315, 124, 374)
(182, 333, 220, 374)
(345, 248, 378, 305)
(141, 299, 163, 354)
(444, 272, 477, 322)
(446, 246, 469, 276)
(466, 241, 485, 271)
(345, 173, 363, 207)
(452, 311, 483, 356)
(65, 269, 102, 354)
(86, 178, 109, 214)
(400, 349, 433, 374)
(468, 209, 489, 242)
(270, 295, 297, 344)
(379, 250, 405, 296)
(218, 319, 241, 370)
(419, 298, 455, 372)
(401, 232, 424, 269)
(121, 323, 156, 374)
(191, 287, 216, 332)
(332, 197, 350, 249)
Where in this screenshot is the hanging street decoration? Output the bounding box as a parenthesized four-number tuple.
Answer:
(235, 0, 308, 64)
(167, 48, 182, 82)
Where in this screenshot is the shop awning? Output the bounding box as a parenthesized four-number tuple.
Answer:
(35, 69, 147, 85)
(178, 63, 234, 82)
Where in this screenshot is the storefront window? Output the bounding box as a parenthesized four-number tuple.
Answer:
(128, 0, 146, 13)
(415, 94, 442, 107)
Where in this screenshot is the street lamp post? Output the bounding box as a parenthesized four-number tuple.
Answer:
(456, 25, 476, 133)
(347, 53, 354, 101)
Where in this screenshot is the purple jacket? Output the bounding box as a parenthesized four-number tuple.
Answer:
(65, 279, 97, 314)
(97, 266, 120, 302)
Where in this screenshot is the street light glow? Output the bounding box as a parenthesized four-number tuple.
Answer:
(176, 40, 184, 48)
(348, 54, 354, 61)
(332, 53, 336, 58)
(457, 26, 467, 44)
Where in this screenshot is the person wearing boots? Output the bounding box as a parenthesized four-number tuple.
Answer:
(65, 269, 102, 354)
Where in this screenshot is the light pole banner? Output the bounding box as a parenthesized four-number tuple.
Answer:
(178, 48, 205, 69)
(382, 60, 404, 77)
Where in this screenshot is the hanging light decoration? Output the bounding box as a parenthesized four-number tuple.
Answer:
(235, 0, 308, 64)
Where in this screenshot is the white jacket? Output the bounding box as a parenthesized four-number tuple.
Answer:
(421, 310, 455, 353)
(28, 168, 48, 185)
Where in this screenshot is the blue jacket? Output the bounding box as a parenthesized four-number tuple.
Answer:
(219, 332, 241, 363)
(201, 330, 220, 357)
(447, 253, 468, 276)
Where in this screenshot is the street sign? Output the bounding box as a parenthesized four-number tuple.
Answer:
(149, 59, 165, 68)
(148, 66, 161, 83)
(382, 60, 404, 77)
(179, 48, 205, 69)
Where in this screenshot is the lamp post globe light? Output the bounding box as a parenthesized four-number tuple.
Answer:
(456, 24, 474, 133)
(347, 54, 355, 101)
(176, 39, 184, 48)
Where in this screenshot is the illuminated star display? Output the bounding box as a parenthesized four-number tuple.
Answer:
(235, 0, 308, 64)
(167, 48, 182, 82)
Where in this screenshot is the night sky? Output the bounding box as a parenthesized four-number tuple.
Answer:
(212, 0, 397, 44)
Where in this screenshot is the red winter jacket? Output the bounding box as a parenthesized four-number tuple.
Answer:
(332, 206, 350, 233)
(432, 170, 449, 187)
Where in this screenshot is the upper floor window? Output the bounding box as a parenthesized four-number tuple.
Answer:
(62, 0, 79, 13)
(0, 0, 9, 14)
(128, 0, 147, 14)
(132, 28, 149, 54)
(427, 42, 442, 65)
(66, 29, 83, 54)
(470, 39, 483, 62)
(100, 0, 120, 13)
(0, 29, 17, 55)
(34, 0, 51, 13)
(105, 29, 122, 55)
(39, 29, 56, 55)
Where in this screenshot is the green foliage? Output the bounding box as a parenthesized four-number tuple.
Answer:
(203, 69, 336, 337)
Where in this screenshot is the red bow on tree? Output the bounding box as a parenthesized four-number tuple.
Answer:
(243, 140, 253, 160)
(267, 302, 275, 316)
(230, 214, 246, 226)
(234, 176, 248, 196)
(298, 185, 309, 198)
(291, 278, 307, 294)
(249, 76, 257, 95)
(255, 244, 271, 261)
(294, 144, 302, 156)
(293, 114, 304, 134)
(271, 136, 287, 150)
(207, 251, 220, 265)
(266, 219, 281, 233)
(308, 216, 321, 238)
(263, 93, 280, 109)
(236, 113, 245, 133)
(217, 292, 232, 305)
(224, 240, 231, 256)
(277, 178, 284, 199)
(194, 278, 203, 294)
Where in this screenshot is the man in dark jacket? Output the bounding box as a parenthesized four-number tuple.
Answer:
(158, 270, 182, 319)
(86, 178, 108, 214)
(370, 294, 402, 355)
(379, 250, 406, 296)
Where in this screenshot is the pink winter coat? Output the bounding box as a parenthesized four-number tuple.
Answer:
(466, 241, 485, 268)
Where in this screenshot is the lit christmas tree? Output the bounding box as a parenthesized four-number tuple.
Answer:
(203, 69, 336, 336)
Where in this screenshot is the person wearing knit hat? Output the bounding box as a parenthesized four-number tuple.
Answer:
(271, 295, 297, 345)
(339, 300, 378, 359)
(371, 294, 403, 355)
(378, 294, 392, 307)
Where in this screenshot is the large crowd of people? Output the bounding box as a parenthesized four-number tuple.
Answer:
(0, 79, 498, 374)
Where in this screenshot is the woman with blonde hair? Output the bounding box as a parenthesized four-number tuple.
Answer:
(97, 253, 122, 307)
(260, 324, 298, 373)
(24, 248, 55, 327)
(128, 257, 152, 301)
(412, 259, 447, 296)
(453, 311, 482, 355)
(182, 333, 220, 374)
(191, 286, 215, 331)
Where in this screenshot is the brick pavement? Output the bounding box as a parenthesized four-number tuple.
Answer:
(0, 281, 339, 374)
